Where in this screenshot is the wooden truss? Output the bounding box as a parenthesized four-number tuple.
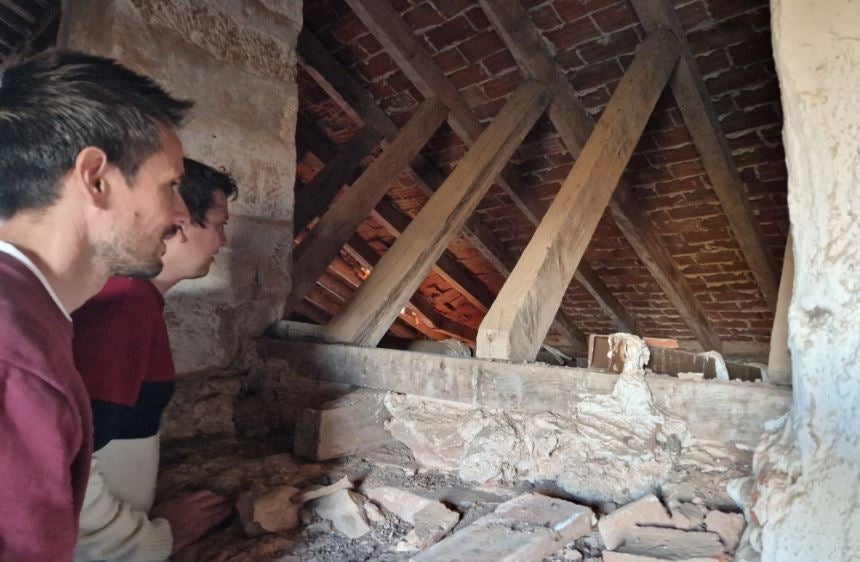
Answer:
(286, 0, 778, 361)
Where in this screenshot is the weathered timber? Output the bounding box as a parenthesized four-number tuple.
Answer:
(767, 233, 793, 384)
(481, 0, 720, 348)
(258, 340, 793, 446)
(342, 1, 628, 341)
(412, 493, 593, 562)
(286, 98, 448, 317)
(294, 124, 384, 234)
(299, 29, 592, 343)
(630, 0, 780, 311)
(323, 82, 551, 347)
(476, 30, 682, 362)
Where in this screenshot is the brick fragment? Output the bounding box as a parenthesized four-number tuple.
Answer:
(704, 510, 745, 551)
(598, 494, 673, 550)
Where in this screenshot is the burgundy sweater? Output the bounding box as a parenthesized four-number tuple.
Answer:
(0, 252, 93, 561)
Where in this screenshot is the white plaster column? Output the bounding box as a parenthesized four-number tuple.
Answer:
(746, 1, 860, 560)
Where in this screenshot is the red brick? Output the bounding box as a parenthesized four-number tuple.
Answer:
(706, 64, 771, 96)
(403, 4, 446, 31)
(647, 144, 701, 166)
(687, 14, 754, 54)
(652, 127, 695, 149)
(571, 58, 623, 91)
(448, 63, 489, 89)
(473, 98, 507, 121)
(434, 48, 469, 73)
(728, 33, 774, 66)
(666, 203, 721, 221)
(459, 30, 506, 63)
(556, 49, 587, 71)
(682, 229, 734, 245)
(756, 161, 787, 181)
(733, 79, 780, 108)
(576, 28, 640, 64)
(424, 15, 474, 51)
(696, 49, 732, 76)
(330, 13, 369, 45)
(670, 160, 707, 179)
(358, 52, 398, 80)
(677, 0, 709, 31)
(465, 6, 492, 30)
(591, 2, 639, 33)
(579, 86, 611, 110)
(709, 0, 758, 22)
(529, 4, 563, 30)
(358, 34, 383, 56)
(545, 17, 602, 51)
(719, 104, 780, 134)
(461, 84, 489, 107)
(483, 50, 517, 74)
(432, 0, 473, 18)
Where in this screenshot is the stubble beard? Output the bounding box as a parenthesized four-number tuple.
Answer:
(93, 231, 164, 279)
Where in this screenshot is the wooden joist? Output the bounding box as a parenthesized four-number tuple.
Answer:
(630, 0, 781, 311)
(339, 236, 478, 345)
(298, 29, 593, 348)
(341, 1, 631, 345)
(293, 124, 384, 234)
(480, 0, 722, 351)
(286, 98, 448, 317)
(258, 340, 793, 447)
(477, 30, 682, 362)
(323, 82, 552, 347)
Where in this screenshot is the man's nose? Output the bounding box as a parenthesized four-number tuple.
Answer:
(172, 190, 190, 224)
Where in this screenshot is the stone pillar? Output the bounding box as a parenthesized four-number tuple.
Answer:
(59, 0, 299, 372)
(742, 1, 860, 560)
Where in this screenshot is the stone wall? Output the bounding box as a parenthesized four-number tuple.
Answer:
(740, 1, 860, 560)
(59, 0, 300, 373)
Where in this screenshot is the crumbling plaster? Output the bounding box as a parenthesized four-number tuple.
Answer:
(59, 0, 301, 372)
(745, 1, 860, 560)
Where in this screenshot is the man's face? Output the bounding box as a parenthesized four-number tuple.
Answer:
(95, 126, 189, 278)
(164, 190, 230, 281)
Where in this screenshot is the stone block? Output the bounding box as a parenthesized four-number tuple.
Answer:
(312, 489, 372, 539)
(598, 494, 673, 550)
(615, 527, 725, 560)
(704, 510, 745, 550)
(411, 493, 594, 562)
(411, 502, 460, 549)
(237, 485, 301, 537)
(362, 486, 436, 524)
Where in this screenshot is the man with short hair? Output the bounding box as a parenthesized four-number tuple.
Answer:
(73, 159, 237, 561)
(0, 50, 192, 561)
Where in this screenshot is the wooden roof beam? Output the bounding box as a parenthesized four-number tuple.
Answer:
(323, 82, 552, 347)
(480, 0, 722, 351)
(477, 29, 682, 362)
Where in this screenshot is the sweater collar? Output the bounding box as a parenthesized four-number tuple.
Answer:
(0, 240, 72, 321)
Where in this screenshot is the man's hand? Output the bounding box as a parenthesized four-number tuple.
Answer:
(151, 490, 232, 554)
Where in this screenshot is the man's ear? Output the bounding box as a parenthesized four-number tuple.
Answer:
(71, 147, 111, 209)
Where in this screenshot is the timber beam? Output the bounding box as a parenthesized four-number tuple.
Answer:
(477, 29, 682, 362)
(480, 0, 722, 351)
(323, 82, 552, 347)
(259, 340, 792, 447)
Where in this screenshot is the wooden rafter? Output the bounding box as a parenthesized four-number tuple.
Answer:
(286, 97, 448, 316)
(477, 29, 682, 362)
(323, 82, 552, 347)
(314, 8, 631, 341)
(630, 0, 780, 311)
(298, 29, 591, 349)
(291, 116, 496, 321)
(293, 124, 383, 234)
(480, 0, 722, 351)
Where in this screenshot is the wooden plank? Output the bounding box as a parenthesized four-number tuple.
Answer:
(323, 82, 551, 347)
(294, 389, 394, 461)
(342, 2, 627, 342)
(370, 200, 496, 313)
(476, 30, 681, 363)
(293, 124, 384, 234)
(412, 493, 593, 562)
(481, 0, 721, 350)
(630, 0, 780, 311)
(286, 98, 448, 316)
(340, 236, 479, 345)
(258, 340, 793, 446)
